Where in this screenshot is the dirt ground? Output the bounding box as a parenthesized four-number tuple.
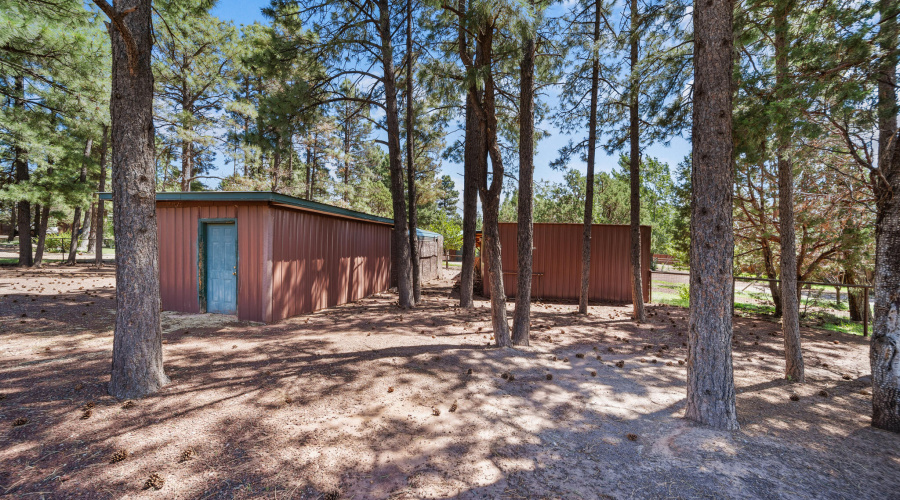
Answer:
(1, 265, 899, 499)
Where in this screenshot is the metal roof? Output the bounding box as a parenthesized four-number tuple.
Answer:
(416, 228, 443, 239)
(98, 191, 394, 225)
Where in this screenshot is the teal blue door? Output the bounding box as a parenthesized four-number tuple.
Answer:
(205, 223, 237, 314)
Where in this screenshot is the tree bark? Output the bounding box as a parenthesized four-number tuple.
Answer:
(33, 205, 50, 268)
(761, 239, 783, 317)
(376, 0, 413, 308)
(96, 125, 108, 267)
(406, 0, 421, 304)
(513, 19, 536, 346)
(13, 76, 32, 267)
(629, 0, 646, 322)
(81, 210, 91, 250)
(101, 0, 168, 399)
(774, 0, 804, 382)
(34, 203, 40, 236)
(579, 0, 602, 315)
(459, 92, 481, 309)
(7, 205, 15, 242)
(846, 268, 867, 321)
(871, 0, 900, 433)
(685, 0, 739, 430)
(181, 138, 192, 192)
(67, 137, 93, 265)
(305, 144, 312, 199)
(473, 25, 511, 347)
(87, 203, 97, 253)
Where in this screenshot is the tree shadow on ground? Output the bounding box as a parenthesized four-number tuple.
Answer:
(1, 268, 898, 499)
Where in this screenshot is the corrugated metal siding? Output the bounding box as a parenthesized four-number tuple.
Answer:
(483, 223, 650, 303)
(157, 201, 270, 322)
(271, 206, 392, 321)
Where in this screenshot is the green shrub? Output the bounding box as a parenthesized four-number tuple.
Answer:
(45, 233, 71, 254)
(677, 284, 690, 303)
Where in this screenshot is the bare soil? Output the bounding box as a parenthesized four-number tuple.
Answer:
(1, 265, 898, 499)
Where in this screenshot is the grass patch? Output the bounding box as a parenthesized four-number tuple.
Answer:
(818, 319, 865, 336)
(735, 302, 776, 315)
(652, 291, 689, 308)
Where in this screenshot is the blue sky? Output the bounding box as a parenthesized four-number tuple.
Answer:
(209, 0, 690, 196)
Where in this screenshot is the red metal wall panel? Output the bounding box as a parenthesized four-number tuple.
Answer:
(483, 223, 650, 303)
(157, 201, 270, 322)
(271, 206, 392, 321)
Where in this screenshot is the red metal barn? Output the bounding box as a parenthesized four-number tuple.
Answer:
(102, 192, 393, 323)
(482, 223, 651, 303)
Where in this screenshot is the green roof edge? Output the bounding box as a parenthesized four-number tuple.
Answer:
(98, 191, 394, 225)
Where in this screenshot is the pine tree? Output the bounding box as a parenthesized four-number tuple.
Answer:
(685, 0, 739, 430)
(153, 12, 238, 191)
(93, 0, 168, 399)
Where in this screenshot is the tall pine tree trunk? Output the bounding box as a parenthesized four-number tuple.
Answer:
(33, 205, 50, 268)
(579, 0, 601, 315)
(181, 138, 192, 192)
(406, 0, 421, 304)
(460, 92, 480, 309)
(97, 0, 168, 399)
(871, 0, 900, 433)
(305, 145, 312, 199)
(7, 205, 16, 242)
(67, 137, 93, 265)
(14, 76, 32, 267)
(96, 125, 108, 267)
(87, 203, 97, 253)
(343, 121, 351, 202)
(629, 0, 646, 322)
(774, 0, 804, 382)
(377, 0, 414, 308)
(513, 19, 536, 346)
(474, 25, 511, 347)
(762, 240, 783, 316)
(685, 0, 739, 430)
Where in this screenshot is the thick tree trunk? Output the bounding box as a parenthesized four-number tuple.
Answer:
(774, 0, 804, 382)
(629, 0, 646, 322)
(482, 189, 510, 347)
(685, 0, 739, 430)
(80, 210, 91, 250)
(96, 125, 108, 267)
(871, 0, 900, 433)
(103, 0, 168, 399)
(579, 0, 601, 315)
(513, 25, 536, 346)
(14, 76, 32, 267)
(846, 269, 867, 321)
(68, 137, 93, 265)
(33, 205, 50, 267)
(474, 25, 511, 347)
(406, 0, 421, 304)
(377, 0, 413, 308)
(459, 93, 481, 309)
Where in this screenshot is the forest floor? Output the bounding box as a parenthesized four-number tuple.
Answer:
(1, 265, 899, 499)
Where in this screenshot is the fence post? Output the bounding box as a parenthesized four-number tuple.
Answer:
(863, 287, 869, 337)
